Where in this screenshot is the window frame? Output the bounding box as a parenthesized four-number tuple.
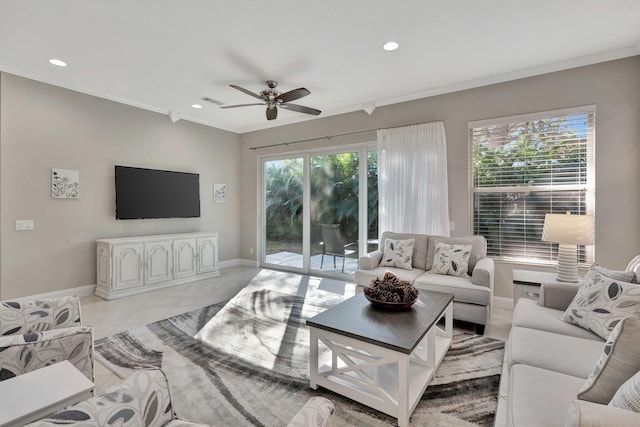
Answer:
(468, 105, 596, 265)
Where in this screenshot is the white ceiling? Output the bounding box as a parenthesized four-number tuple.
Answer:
(1, 1, 639, 134)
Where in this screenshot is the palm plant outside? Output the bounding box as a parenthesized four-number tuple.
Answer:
(264, 152, 378, 256)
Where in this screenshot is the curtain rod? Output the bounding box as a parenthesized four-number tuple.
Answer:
(248, 119, 444, 151)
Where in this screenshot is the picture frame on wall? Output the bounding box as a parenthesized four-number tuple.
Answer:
(213, 182, 226, 203)
(52, 168, 80, 199)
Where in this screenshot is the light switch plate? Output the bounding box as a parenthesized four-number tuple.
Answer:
(15, 219, 34, 231)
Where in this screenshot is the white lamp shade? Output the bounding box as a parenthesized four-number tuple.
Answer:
(541, 213, 595, 245)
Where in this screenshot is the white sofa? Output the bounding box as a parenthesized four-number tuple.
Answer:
(496, 262, 640, 426)
(355, 231, 494, 334)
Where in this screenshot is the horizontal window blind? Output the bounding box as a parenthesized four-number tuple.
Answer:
(469, 107, 595, 263)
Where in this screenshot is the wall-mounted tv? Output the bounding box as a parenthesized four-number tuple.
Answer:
(115, 166, 200, 219)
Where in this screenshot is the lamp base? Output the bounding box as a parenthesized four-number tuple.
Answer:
(556, 244, 579, 282)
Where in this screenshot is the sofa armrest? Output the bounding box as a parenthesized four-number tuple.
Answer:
(539, 281, 581, 311)
(565, 400, 640, 427)
(0, 325, 94, 382)
(471, 257, 494, 289)
(358, 250, 383, 270)
(287, 396, 335, 427)
(27, 369, 199, 427)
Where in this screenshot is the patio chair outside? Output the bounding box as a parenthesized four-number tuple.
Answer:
(319, 223, 357, 273)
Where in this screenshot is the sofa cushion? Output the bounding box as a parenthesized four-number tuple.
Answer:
(0, 325, 93, 381)
(513, 299, 602, 341)
(426, 236, 486, 274)
(0, 295, 82, 335)
(509, 364, 585, 427)
(578, 316, 640, 404)
(380, 232, 429, 270)
(609, 369, 640, 413)
(414, 272, 491, 305)
(354, 267, 426, 288)
(379, 238, 415, 270)
(562, 269, 640, 339)
(429, 242, 471, 277)
(507, 327, 604, 379)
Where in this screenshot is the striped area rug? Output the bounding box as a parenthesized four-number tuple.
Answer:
(96, 287, 504, 426)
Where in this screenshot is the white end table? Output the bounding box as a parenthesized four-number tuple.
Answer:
(0, 360, 94, 426)
(512, 270, 559, 307)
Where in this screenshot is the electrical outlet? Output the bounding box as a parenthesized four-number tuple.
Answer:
(249, 248, 254, 255)
(15, 219, 34, 231)
(450, 221, 455, 231)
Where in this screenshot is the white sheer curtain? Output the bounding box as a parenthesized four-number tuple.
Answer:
(377, 121, 450, 236)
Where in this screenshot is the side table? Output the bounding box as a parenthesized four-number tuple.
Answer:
(512, 270, 559, 307)
(0, 360, 94, 426)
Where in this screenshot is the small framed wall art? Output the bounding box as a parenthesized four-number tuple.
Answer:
(213, 182, 226, 203)
(52, 168, 80, 199)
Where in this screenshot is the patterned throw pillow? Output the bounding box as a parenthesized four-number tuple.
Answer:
(578, 316, 640, 404)
(430, 242, 471, 277)
(609, 370, 640, 412)
(590, 264, 638, 284)
(379, 238, 415, 270)
(562, 269, 640, 339)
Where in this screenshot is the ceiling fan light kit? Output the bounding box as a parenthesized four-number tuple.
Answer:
(222, 80, 321, 121)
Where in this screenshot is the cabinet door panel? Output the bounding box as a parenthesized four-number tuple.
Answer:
(145, 241, 173, 285)
(197, 236, 218, 274)
(113, 244, 144, 289)
(173, 238, 197, 278)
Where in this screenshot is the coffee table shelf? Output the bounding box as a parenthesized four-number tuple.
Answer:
(308, 291, 453, 427)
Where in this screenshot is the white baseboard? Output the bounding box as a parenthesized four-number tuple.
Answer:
(493, 296, 514, 310)
(12, 284, 97, 302)
(219, 258, 260, 268)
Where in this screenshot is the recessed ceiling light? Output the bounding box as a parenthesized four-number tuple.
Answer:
(191, 104, 203, 109)
(49, 58, 67, 67)
(383, 41, 399, 51)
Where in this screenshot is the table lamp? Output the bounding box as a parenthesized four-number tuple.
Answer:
(541, 213, 595, 282)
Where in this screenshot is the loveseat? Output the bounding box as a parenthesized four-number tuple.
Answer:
(28, 369, 335, 426)
(496, 263, 640, 426)
(355, 231, 494, 333)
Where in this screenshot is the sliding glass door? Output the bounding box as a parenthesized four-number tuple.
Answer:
(263, 157, 304, 269)
(262, 146, 377, 278)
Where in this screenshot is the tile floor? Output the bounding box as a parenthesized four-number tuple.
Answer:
(81, 265, 513, 393)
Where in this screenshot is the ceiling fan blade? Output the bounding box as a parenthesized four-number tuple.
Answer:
(280, 103, 321, 116)
(220, 103, 265, 109)
(230, 84, 264, 100)
(276, 88, 310, 103)
(266, 106, 278, 121)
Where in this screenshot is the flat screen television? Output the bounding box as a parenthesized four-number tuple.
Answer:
(115, 166, 200, 219)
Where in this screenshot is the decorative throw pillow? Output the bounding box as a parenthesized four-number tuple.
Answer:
(590, 264, 638, 284)
(379, 238, 415, 270)
(562, 269, 640, 339)
(430, 242, 471, 277)
(578, 316, 640, 404)
(609, 370, 640, 413)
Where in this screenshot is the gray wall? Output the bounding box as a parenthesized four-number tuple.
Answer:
(0, 73, 241, 299)
(238, 56, 640, 299)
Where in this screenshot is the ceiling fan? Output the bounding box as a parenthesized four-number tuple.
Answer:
(221, 80, 321, 121)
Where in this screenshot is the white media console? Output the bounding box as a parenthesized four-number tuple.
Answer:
(95, 232, 219, 300)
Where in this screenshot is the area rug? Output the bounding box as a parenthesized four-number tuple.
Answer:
(96, 287, 504, 426)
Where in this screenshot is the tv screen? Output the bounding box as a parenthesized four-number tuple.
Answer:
(115, 166, 200, 219)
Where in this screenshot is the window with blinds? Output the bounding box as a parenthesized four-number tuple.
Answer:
(469, 106, 595, 263)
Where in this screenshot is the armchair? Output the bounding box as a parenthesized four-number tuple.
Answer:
(0, 296, 94, 381)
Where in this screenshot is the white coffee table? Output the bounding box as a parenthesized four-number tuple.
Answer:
(0, 360, 94, 426)
(307, 291, 454, 427)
